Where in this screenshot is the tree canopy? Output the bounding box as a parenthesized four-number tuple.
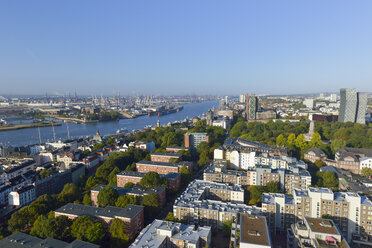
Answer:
(97, 187, 119, 207)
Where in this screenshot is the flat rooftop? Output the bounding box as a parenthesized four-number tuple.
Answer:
(55, 203, 144, 219)
(240, 214, 271, 246)
(306, 217, 339, 235)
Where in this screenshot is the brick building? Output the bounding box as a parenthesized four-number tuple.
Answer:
(151, 153, 182, 163)
(117, 171, 181, 190)
(90, 185, 166, 207)
(55, 203, 144, 240)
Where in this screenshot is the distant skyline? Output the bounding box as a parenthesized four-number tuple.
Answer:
(1, 1, 372, 95)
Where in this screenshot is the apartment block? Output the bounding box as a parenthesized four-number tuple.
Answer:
(136, 160, 193, 175)
(55, 203, 144, 240)
(233, 214, 272, 248)
(287, 217, 350, 248)
(151, 153, 182, 163)
(262, 188, 372, 246)
(203, 162, 311, 193)
(166, 146, 190, 153)
(0, 232, 99, 248)
(129, 219, 211, 248)
(173, 180, 261, 228)
(117, 171, 181, 190)
(91, 185, 166, 207)
(8, 185, 36, 206)
(184, 133, 209, 150)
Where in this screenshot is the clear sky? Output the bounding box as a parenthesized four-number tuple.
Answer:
(1, 0, 371, 96)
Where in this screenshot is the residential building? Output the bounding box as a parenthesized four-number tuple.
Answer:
(91, 185, 166, 207)
(129, 141, 155, 152)
(234, 214, 272, 248)
(166, 146, 189, 153)
(117, 171, 181, 190)
(0, 232, 100, 248)
(173, 180, 261, 228)
(303, 99, 314, 109)
(151, 153, 182, 163)
(136, 160, 192, 175)
(262, 188, 372, 245)
(184, 133, 209, 150)
(8, 185, 36, 206)
(55, 203, 144, 240)
(287, 217, 350, 248)
(335, 148, 372, 174)
(360, 157, 372, 170)
(129, 219, 211, 248)
(203, 162, 311, 193)
(304, 147, 327, 163)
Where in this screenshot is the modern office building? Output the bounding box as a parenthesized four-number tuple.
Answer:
(246, 93, 259, 121)
(339, 88, 367, 124)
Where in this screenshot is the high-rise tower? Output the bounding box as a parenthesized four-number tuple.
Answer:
(339, 88, 367, 124)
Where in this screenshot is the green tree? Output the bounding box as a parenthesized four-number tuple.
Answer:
(276, 134, 286, 147)
(222, 220, 232, 236)
(286, 133, 296, 146)
(109, 219, 129, 247)
(265, 181, 280, 193)
(85, 223, 105, 244)
(142, 193, 161, 222)
(39, 169, 52, 179)
(97, 186, 119, 207)
(314, 159, 326, 168)
(124, 182, 135, 188)
(125, 162, 137, 171)
(58, 183, 81, 204)
(309, 132, 322, 148)
(85, 176, 99, 190)
(108, 167, 120, 186)
(295, 134, 307, 150)
(330, 139, 346, 153)
(139, 172, 167, 188)
(82, 194, 91, 206)
(164, 212, 177, 222)
(247, 185, 265, 205)
(361, 167, 372, 177)
(115, 195, 139, 208)
(198, 150, 210, 167)
(321, 171, 339, 190)
(71, 216, 103, 243)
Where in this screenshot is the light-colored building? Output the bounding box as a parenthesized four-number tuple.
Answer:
(173, 180, 260, 228)
(360, 157, 372, 170)
(287, 217, 350, 248)
(8, 185, 36, 206)
(262, 188, 372, 246)
(235, 214, 272, 248)
(129, 219, 211, 248)
(303, 99, 314, 109)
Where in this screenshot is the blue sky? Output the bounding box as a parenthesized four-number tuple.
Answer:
(1, 0, 371, 95)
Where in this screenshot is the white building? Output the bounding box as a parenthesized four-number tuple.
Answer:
(360, 157, 372, 170)
(230, 151, 256, 170)
(287, 217, 350, 248)
(130, 219, 211, 248)
(29, 145, 45, 155)
(303, 99, 314, 109)
(8, 185, 36, 206)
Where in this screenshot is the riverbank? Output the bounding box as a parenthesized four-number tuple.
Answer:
(0, 122, 61, 131)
